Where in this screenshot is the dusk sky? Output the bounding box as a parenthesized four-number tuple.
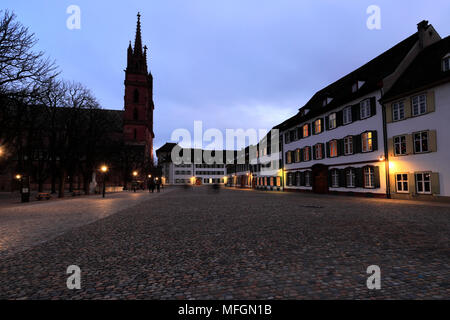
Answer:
(3, 0, 450, 151)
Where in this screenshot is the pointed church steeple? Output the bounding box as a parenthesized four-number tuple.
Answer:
(127, 12, 148, 74)
(134, 12, 143, 55)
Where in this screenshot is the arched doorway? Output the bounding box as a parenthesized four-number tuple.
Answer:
(312, 164, 328, 194)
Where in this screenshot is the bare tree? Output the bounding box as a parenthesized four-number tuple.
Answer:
(0, 10, 58, 93)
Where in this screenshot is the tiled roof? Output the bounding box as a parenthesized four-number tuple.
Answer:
(381, 36, 450, 102)
(278, 32, 419, 130)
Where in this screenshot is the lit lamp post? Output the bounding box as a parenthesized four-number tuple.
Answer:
(132, 171, 138, 192)
(101, 165, 108, 198)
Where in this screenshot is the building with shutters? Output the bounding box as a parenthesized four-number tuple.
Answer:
(276, 20, 443, 197)
(381, 35, 450, 200)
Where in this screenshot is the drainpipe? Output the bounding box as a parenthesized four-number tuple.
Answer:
(380, 91, 391, 199)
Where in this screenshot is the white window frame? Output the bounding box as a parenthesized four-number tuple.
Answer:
(315, 144, 323, 160)
(396, 173, 409, 193)
(413, 131, 429, 153)
(412, 94, 427, 116)
(392, 101, 405, 121)
(328, 113, 337, 130)
(364, 167, 375, 189)
(346, 169, 355, 188)
(443, 56, 450, 72)
(343, 106, 352, 125)
(344, 136, 353, 155)
(360, 99, 371, 119)
(305, 171, 311, 187)
(331, 170, 339, 188)
(361, 132, 373, 153)
(415, 172, 431, 194)
(394, 135, 407, 156)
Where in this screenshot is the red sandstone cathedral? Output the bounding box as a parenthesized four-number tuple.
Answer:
(123, 13, 155, 163)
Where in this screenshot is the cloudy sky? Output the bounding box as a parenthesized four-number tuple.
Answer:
(3, 0, 450, 150)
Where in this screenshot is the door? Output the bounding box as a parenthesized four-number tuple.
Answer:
(312, 164, 329, 194)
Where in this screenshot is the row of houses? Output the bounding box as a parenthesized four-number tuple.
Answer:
(158, 21, 450, 201)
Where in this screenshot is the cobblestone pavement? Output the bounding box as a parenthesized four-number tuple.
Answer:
(0, 187, 449, 299)
(0, 190, 169, 258)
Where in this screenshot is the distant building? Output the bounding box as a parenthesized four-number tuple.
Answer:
(156, 143, 231, 185)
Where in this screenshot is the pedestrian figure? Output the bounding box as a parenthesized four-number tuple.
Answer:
(150, 179, 155, 193)
(156, 179, 161, 193)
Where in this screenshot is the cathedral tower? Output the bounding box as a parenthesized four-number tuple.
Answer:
(123, 13, 154, 164)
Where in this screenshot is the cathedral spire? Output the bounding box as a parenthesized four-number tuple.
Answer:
(134, 12, 143, 55)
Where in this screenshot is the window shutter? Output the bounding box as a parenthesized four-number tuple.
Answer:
(300, 172, 305, 186)
(389, 173, 396, 194)
(336, 110, 343, 127)
(337, 139, 344, 156)
(297, 127, 303, 139)
(355, 167, 364, 188)
(388, 138, 394, 157)
(328, 170, 333, 187)
(352, 104, 360, 121)
(431, 172, 440, 195)
(372, 131, 378, 151)
(326, 142, 330, 158)
(320, 118, 324, 132)
(374, 166, 381, 188)
(292, 172, 297, 186)
(320, 143, 325, 158)
(386, 104, 393, 123)
(429, 130, 437, 152)
(370, 97, 377, 116)
(311, 122, 315, 135)
(312, 145, 316, 160)
(325, 116, 329, 131)
(408, 173, 416, 194)
(404, 98, 412, 119)
(353, 134, 362, 153)
(285, 152, 289, 164)
(299, 148, 303, 162)
(339, 169, 347, 187)
(427, 91, 435, 113)
(406, 134, 414, 155)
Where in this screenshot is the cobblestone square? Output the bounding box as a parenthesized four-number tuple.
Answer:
(0, 187, 449, 299)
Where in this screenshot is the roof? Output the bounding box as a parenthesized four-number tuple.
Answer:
(156, 142, 177, 154)
(278, 31, 420, 130)
(381, 36, 450, 102)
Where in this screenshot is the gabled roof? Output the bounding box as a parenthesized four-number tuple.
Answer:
(381, 36, 450, 102)
(156, 142, 177, 154)
(278, 31, 420, 130)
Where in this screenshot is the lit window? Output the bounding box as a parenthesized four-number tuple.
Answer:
(346, 169, 355, 188)
(364, 167, 375, 188)
(303, 124, 309, 137)
(286, 151, 292, 164)
(412, 94, 427, 116)
(329, 140, 338, 158)
(416, 173, 431, 194)
(361, 132, 373, 152)
(328, 113, 337, 129)
(303, 147, 311, 161)
(343, 106, 352, 125)
(394, 135, 407, 155)
(295, 149, 301, 163)
(414, 131, 429, 153)
(360, 99, 371, 119)
(344, 136, 353, 155)
(331, 170, 339, 188)
(392, 101, 405, 121)
(314, 119, 322, 134)
(396, 174, 409, 193)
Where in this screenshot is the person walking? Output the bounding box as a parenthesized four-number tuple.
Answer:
(150, 179, 155, 193)
(156, 178, 161, 193)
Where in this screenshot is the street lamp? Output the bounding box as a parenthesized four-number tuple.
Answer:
(100, 165, 108, 198)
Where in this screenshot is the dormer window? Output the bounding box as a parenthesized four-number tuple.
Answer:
(352, 81, 366, 93)
(322, 97, 333, 107)
(443, 54, 450, 72)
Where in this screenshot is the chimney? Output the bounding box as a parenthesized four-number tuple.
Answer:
(417, 20, 429, 49)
